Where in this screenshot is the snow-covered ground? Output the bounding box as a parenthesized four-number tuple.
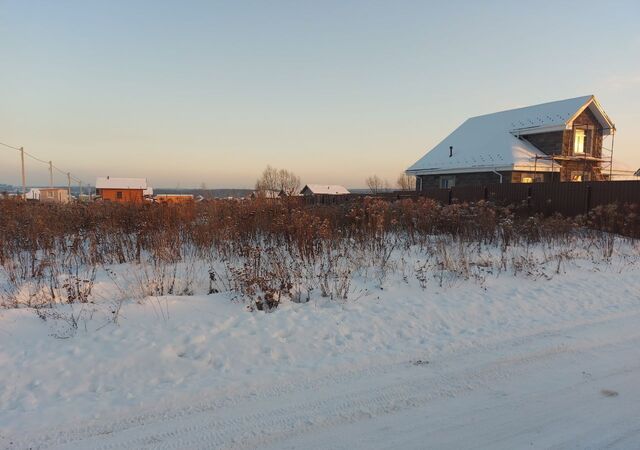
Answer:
(1, 239, 639, 449)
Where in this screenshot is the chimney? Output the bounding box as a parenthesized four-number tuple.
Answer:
(449, 146, 453, 158)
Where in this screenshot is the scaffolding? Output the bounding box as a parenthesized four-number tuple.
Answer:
(530, 124, 616, 182)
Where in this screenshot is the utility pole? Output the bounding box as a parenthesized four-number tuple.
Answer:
(20, 147, 26, 199)
(67, 172, 71, 199)
(49, 161, 53, 188)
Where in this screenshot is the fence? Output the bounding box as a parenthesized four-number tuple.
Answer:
(303, 181, 640, 217)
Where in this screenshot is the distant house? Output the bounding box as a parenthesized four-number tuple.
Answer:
(39, 188, 70, 204)
(25, 188, 41, 201)
(300, 184, 350, 196)
(154, 194, 194, 204)
(95, 177, 150, 203)
(406, 95, 617, 189)
(299, 184, 350, 204)
(249, 190, 281, 200)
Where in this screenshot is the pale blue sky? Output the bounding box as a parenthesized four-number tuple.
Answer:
(1, 0, 639, 188)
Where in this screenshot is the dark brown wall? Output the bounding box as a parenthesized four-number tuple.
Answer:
(418, 172, 504, 189)
(522, 131, 564, 156)
(417, 171, 555, 190)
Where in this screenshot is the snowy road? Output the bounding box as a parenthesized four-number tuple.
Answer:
(11, 310, 640, 450)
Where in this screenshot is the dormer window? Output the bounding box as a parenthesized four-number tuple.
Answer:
(573, 129, 586, 154)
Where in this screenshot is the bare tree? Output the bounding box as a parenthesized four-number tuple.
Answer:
(365, 175, 385, 194)
(396, 173, 416, 191)
(277, 168, 301, 196)
(255, 166, 301, 196)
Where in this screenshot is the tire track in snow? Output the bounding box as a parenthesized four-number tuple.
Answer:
(9, 310, 640, 450)
(61, 335, 640, 450)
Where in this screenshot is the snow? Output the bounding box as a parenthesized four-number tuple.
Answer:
(609, 159, 640, 180)
(25, 188, 40, 200)
(1, 239, 640, 449)
(301, 184, 350, 195)
(406, 95, 613, 176)
(95, 177, 148, 190)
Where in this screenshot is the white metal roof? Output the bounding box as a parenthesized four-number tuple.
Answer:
(407, 95, 615, 176)
(301, 184, 350, 195)
(95, 177, 148, 189)
(608, 160, 640, 180)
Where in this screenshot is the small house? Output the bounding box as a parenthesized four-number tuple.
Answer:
(95, 177, 149, 203)
(300, 184, 350, 196)
(300, 184, 350, 204)
(39, 188, 70, 204)
(407, 95, 616, 189)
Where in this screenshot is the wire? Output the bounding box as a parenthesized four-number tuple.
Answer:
(0, 141, 22, 151)
(0, 139, 85, 187)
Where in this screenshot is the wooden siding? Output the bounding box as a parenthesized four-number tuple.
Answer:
(98, 188, 144, 203)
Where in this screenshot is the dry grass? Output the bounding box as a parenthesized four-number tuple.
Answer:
(0, 197, 638, 310)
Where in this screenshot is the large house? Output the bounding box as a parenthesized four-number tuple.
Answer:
(95, 177, 151, 203)
(406, 95, 616, 189)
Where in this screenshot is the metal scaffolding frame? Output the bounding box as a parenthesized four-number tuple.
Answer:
(530, 125, 616, 182)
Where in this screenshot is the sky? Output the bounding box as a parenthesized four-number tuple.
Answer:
(1, 0, 639, 188)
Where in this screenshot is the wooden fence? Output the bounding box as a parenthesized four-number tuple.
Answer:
(303, 181, 640, 217)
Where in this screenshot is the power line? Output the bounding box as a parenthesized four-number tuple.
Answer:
(24, 151, 50, 165)
(0, 141, 22, 151)
(0, 140, 86, 196)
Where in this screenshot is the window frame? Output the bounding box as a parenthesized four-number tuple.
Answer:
(573, 129, 586, 154)
(439, 175, 455, 189)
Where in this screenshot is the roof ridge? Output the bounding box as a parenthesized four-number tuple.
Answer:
(467, 95, 593, 120)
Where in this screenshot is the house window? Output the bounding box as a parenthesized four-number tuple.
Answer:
(573, 129, 586, 154)
(116, 191, 123, 199)
(570, 171, 590, 182)
(439, 175, 455, 189)
(520, 173, 543, 183)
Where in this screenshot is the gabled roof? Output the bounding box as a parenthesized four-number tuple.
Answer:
(301, 184, 350, 195)
(96, 177, 148, 189)
(407, 95, 615, 176)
